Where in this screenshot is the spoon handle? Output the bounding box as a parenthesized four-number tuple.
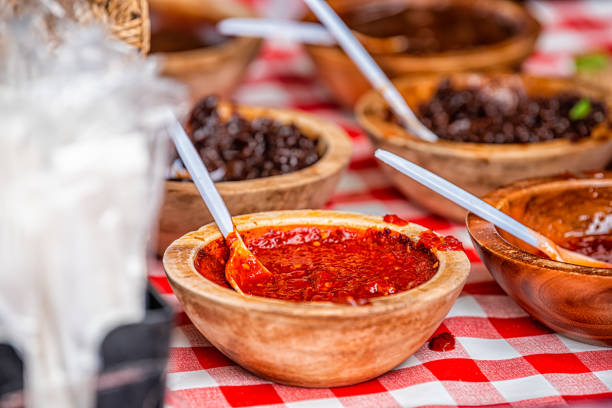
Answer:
(167, 115, 234, 237)
(218, 18, 336, 45)
(374, 149, 540, 247)
(303, 0, 437, 143)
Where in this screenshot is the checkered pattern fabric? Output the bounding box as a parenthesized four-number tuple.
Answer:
(150, 1, 612, 406)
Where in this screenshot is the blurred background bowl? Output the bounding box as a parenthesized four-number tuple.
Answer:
(156, 104, 352, 256)
(574, 52, 612, 95)
(304, 0, 540, 107)
(466, 172, 612, 346)
(148, 0, 262, 101)
(356, 72, 612, 222)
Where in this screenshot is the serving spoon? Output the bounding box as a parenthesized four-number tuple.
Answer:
(375, 149, 612, 269)
(167, 116, 274, 294)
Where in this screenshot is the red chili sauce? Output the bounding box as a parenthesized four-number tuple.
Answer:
(558, 235, 612, 264)
(418, 231, 464, 251)
(195, 225, 452, 305)
(428, 332, 455, 352)
(383, 214, 410, 226)
(384, 214, 464, 251)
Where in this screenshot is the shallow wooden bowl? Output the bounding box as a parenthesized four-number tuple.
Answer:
(466, 173, 612, 346)
(156, 105, 352, 256)
(163, 210, 470, 387)
(304, 0, 540, 106)
(356, 72, 612, 222)
(148, 0, 261, 101)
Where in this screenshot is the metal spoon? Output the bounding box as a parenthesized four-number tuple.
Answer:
(167, 116, 274, 294)
(375, 149, 612, 269)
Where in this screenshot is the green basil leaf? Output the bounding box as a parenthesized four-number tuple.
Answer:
(569, 98, 592, 120)
(575, 53, 609, 73)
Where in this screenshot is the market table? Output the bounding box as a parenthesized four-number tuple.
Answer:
(149, 1, 612, 406)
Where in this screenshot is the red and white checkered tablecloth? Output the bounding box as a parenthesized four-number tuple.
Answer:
(149, 1, 612, 406)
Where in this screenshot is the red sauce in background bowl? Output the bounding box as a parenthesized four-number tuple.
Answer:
(558, 234, 612, 264)
(195, 222, 461, 305)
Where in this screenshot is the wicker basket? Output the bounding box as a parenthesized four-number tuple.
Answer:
(74, 0, 150, 53)
(5, 0, 150, 53)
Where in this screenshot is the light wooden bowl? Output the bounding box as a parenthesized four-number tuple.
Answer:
(356, 72, 612, 222)
(304, 0, 540, 106)
(163, 210, 470, 387)
(156, 105, 352, 256)
(147, 0, 261, 101)
(466, 173, 612, 346)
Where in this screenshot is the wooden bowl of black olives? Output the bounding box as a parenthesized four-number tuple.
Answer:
(157, 97, 352, 256)
(356, 72, 612, 222)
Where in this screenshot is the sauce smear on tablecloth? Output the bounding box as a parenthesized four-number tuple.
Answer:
(195, 223, 463, 305)
(428, 332, 455, 352)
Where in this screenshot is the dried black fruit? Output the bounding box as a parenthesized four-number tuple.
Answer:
(385, 79, 609, 144)
(182, 96, 321, 181)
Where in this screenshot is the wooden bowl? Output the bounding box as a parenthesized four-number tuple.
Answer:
(304, 0, 540, 106)
(466, 173, 612, 346)
(356, 72, 612, 222)
(156, 105, 352, 256)
(147, 0, 261, 101)
(163, 210, 470, 387)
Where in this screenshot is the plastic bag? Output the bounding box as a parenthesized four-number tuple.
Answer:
(0, 3, 186, 407)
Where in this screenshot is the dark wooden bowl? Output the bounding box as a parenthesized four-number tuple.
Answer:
(304, 0, 540, 106)
(466, 172, 612, 346)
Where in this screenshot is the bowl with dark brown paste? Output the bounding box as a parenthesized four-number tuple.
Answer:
(304, 0, 540, 106)
(147, 0, 261, 101)
(156, 97, 352, 256)
(356, 73, 612, 221)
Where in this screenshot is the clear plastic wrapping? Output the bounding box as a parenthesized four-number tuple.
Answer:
(0, 4, 186, 407)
